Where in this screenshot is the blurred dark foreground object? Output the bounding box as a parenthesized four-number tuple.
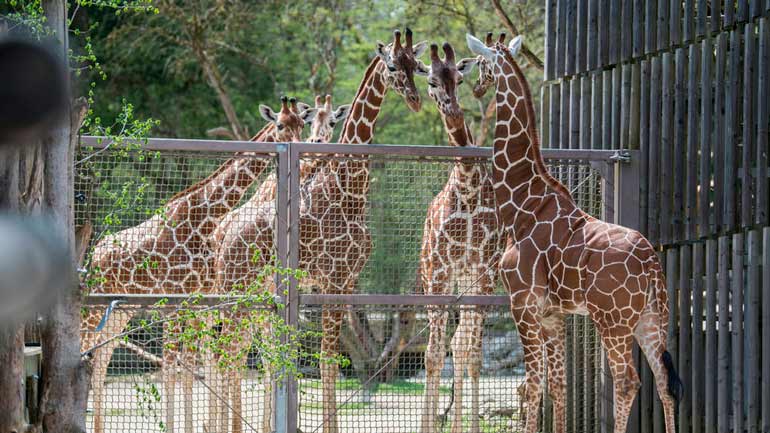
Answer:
(0, 215, 74, 325)
(0, 37, 68, 146)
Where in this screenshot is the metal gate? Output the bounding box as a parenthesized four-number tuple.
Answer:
(78, 137, 638, 433)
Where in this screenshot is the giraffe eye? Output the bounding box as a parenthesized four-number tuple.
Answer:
(277, 123, 284, 131)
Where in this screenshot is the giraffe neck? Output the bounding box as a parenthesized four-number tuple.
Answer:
(491, 49, 574, 231)
(441, 114, 474, 148)
(165, 125, 276, 226)
(338, 58, 388, 144)
(441, 112, 487, 192)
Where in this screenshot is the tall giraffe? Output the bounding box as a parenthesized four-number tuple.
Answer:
(465, 34, 683, 433)
(207, 95, 350, 433)
(80, 96, 315, 433)
(417, 42, 502, 433)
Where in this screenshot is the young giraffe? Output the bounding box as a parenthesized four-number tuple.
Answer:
(206, 95, 350, 433)
(466, 34, 683, 433)
(80, 96, 315, 433)
(417, 42, 502, 433)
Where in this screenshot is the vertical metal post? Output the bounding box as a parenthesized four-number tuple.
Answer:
(274, 142, 300, 433)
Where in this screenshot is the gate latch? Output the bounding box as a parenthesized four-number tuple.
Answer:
(609, 150, 631, 163)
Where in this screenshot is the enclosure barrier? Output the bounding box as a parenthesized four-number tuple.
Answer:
(542, 2, 770, 433)
(76, 136, 637, 433)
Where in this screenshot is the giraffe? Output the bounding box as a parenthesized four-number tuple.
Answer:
(465, 34, 683, 433)
(80, 95, 315, 433)
(206, 94, 350, 433)
(416, 42, 502, 433)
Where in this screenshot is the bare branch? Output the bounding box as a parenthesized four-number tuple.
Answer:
(489, 0, 544, 71)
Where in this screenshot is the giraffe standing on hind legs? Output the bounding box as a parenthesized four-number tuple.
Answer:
(417, 42, 502, 433)
(207, 95, 350, 433)
(80, 96, 315, 433)
(465, 33, 683, 433)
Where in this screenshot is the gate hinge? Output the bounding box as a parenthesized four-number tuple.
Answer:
(609, 150, 631, 163)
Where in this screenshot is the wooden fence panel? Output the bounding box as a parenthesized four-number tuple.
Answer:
(556, 0, 566, 78)
(705, 239, 717, 433)
(732, 233, 745, 433)
(570, 78, 580, 149)
(762, 228, 770, 433)
(561, 81, 571, 149)
(602, 69, 612, 150)
(747, 230, 761, 432)
(645, 0, 657, 55)
(700, 38, 713, 238)
(656, 0, 668, 50)
(724, 0, 734, 28)
(679, 245, 692, 433)
(599, 0, 610, 66)
(648, 58, 661, 244)
(687, 43, 700, 240)
(714, 33, 727, 233)
(673, 48, 686, 243)
(758, 18, 770, 226)
(724, 30, 741, 232)
(717, 235, 730, 433)
(639, 61, 649, 235)
(692, 243, 705, 433)
(697, 0, 708, 37)
(576, 0, 587, 73)
(565, 0, 576, 75)
(742, 23, 756, 229)
(633, 0, 644, 57)
(660, 52, 673, 244)
(612, 67, 622, 150)
(588, 0, 599, 70)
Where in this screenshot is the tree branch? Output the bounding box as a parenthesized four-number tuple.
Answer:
(489, 0, 544, 71)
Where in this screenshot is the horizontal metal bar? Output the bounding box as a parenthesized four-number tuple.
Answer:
(80, 136, 281, 154)
(83, 293, 278, 307)
(298, 294, 511, 306)
(80, 136, 630, 162)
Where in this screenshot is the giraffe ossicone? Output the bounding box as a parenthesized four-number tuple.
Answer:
(466, 32, 683, 433)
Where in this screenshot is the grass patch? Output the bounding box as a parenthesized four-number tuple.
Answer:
(377, 380, 451, 396)
(301, 378, 361, 391)
(302, 401, 372, 413)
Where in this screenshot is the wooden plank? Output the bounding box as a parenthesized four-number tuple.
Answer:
(576, 0, 587, 73)
(737, 0, 748, 23)
(742, 23, 756, 229)
(717, 236, 730, 433)
(753, 0, 763, 17)
(692, 242, 705, 433)
(714, 33, 727, 233)
(662, 248, 679, 433)
(549, 83, 561, 149)
(629, 62, 641, 150)
(711, 0, 722, 33)
(645, 0, 657, 55)
(566, 0, 576, 75)
(599, 0, 610, 66)
(648, 58, 661, 244)
(591, 73, 603, 150)
(687, 43, 700, 240)
(580, 76, 591, 150)
(557, 0, 567, 78)
(673, 48, 686, 243)
(609, 0, 620, 64)
(546, 0, 557, 81)
(541, 86, 550, 149)
(724, 0, 734, 28)
(678, 245, 692, 433)
(622, 0, 632, 60)
(705, 239, 717, 433)
(660, 52, 673, 244)
(758, 18, 770, 226)
(747, 229, 761, 432)
(697, 0, 708, 37)
(639, 60, 649, 236)
(633, 0, 644, 57)
(620, 64, 631, 150)
(561, 80, 571, 149)
(603, 69, 613, 150)
(731, 233, 745, 433)
(657, 0, 669, 50)
(724, 30, 740, 233)
(588, 0, 599, 70)
(763, 228, 770, 433)
(570, 78, 581, 150)
(684, 0, 695, 42)
(670, 0, 681, 45)
(700, 37, 713, 238)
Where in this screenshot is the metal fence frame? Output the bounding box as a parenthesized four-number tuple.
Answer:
(79, 136, 640, 433)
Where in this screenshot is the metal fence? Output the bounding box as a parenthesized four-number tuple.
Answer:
(77, 137, 636, 433)
(542, 2, 770, 433)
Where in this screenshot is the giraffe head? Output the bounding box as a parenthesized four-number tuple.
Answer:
(258, 95, 317, 142)
(470, 32, 508, 98)
(306, 95, 351, 143)
(422, 42, 477, 122)
(375, 28, 428, 112)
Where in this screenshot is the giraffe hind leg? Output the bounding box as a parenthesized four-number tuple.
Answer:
(593, 324, 640, 433)
(542, 314, 567, 433)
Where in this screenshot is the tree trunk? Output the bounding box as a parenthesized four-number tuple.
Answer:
(37, 2, 89, 432)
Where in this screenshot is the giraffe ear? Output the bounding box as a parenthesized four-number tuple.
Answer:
(466, 33, 494, 61)
(258, 105, 278, 124)
(456, 58, 478, 76)
(508, 35, 523, 56)
(415, 60, 430, 77)
(296, 102, 311, 113)
(298, 107, 318, 125)
(375, 42, 393, 63)
(412, 41, 428, 57)
(330, 104, 351, 126)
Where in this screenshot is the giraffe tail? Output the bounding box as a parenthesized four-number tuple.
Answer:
(661, 351, 684, 403)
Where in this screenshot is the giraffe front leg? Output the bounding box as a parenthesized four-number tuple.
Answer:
(542, 314, 567, 433)
(450, 308, 478, 433)
(467, 308, 486, 433)
(320, 307, 343, 433)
